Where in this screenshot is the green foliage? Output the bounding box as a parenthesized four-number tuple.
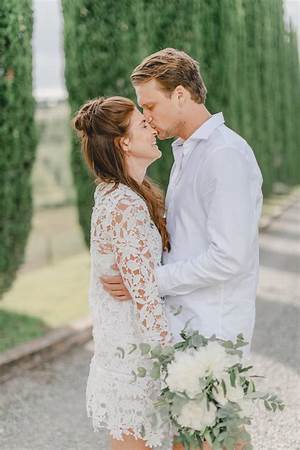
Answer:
(0, 309, 48, 352)
(124, 330, 284, 450)
(62, 0, 142, 245)
(62, 0, 300, 244)
(0, 1, 36, 298)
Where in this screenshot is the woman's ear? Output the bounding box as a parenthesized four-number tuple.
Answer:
(117, 136, 131, 154)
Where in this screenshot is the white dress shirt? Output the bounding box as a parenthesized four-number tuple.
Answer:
(156, 113, 263, 354)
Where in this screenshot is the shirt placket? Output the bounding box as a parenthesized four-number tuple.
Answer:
(165, 147, 185, 212)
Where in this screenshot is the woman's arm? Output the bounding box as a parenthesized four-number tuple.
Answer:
(108, 195, 171, 345)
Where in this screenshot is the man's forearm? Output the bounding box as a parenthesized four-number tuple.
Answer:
(156, 243, 246, 297)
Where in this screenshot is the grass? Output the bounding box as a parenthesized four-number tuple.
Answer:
(1, 180, 299, 353)
(0, 251, 90, 352)
(0, 310, 50, 352)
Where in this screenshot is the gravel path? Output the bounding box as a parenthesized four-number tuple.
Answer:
(0, 200, 299, 450)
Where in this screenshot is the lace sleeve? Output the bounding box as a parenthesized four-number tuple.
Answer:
(109, 195, 171, 346)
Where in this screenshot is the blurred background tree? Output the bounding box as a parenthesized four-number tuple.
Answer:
(0, 0, 36, 298)
(0, 0, 299, 348)
(62, 0, 300, 245)
(62, 0, 141, 245)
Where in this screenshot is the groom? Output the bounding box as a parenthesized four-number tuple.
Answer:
(101, 49, 262, 353)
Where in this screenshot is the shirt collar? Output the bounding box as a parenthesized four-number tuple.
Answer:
(172, 112, 225, 155)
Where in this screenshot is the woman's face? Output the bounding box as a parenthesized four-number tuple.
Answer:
(125, 108, 161, 163)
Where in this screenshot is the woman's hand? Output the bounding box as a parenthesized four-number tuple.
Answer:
(100, 264, 132, 301)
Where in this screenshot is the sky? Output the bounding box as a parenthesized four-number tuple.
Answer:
(32, 0, 300, 102)
(33, 0, 66, 101)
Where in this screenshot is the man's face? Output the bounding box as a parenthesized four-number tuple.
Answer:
(134, 79, 180, 140)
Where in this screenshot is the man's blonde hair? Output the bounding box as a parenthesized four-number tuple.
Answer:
(131, 48, 207, 104)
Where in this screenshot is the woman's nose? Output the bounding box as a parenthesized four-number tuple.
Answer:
(151, 127, 158, 137)
(145, 113, 152, 123)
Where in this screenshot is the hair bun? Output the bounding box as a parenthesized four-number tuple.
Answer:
(73, 97, 106, 135)
(74, 113, 86, 132)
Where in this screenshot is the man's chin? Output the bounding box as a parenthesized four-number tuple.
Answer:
(158, 130, 173, 140)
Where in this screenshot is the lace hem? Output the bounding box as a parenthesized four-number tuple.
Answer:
(86, 361, 172, 449)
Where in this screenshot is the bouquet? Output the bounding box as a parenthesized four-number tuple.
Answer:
(124, 325, 285, 450)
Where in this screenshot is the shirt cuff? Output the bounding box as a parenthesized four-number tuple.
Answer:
(156, 264, 170, 297)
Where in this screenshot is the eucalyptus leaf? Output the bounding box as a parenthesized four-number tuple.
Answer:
(239, 365, 254, 373)
(150, 361, 161, 379)
(264, 400, 272, 411)
(222, 379, 227, 396)
(216, 431, 227, 441)
(245, 391, 264, 399)
(139, 343, 151, 355)
(137, 367, 146, 377)
(212, 442, 223, 450)
(222, 340, 234, 349)
(128, 343, 137, 354)
(244, 444, 254, 450)
(238, 430, 251, 442)
(150, 345, 163, 358)
(115, 347, 125, 359)
(130, 370, 137, 383)
(230, 371, 236, 387)
(204, 430, 213, 445)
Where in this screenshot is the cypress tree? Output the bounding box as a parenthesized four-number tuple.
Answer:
(242, 0, 274, 195)
(282, 24, 300, 184)
(134, 0, 207, 188)
(62, 0, 139, 245)
(0, 1, 36, 298)
(63, 0, 300, 245)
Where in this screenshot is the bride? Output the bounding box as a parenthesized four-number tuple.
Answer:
(73, 96, 173, 450)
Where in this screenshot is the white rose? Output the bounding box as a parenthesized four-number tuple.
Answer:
(166, 349, 206, 398)
(195, 341, 238, 379)
(177, 398, 217, 431)
(202, 402, 218, 427)
(166, 342, 240, 399)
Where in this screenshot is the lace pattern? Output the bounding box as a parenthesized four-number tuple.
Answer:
(86, 182, 173, 449)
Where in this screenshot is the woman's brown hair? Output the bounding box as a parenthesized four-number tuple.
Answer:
(73, 96, 170, 251)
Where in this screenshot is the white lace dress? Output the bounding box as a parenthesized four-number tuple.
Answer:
(86, 182, 173, 449)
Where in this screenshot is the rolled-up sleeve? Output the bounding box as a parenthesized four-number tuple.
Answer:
(156, 146, 260, 297)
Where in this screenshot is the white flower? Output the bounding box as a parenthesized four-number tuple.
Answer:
(166, 348, 204, 398)
(166, 342, 241, 399)
(197, 341, 229, 379)
(177, 398, 217, 431)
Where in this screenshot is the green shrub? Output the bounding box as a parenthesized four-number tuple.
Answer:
(0, 0, 36, 298)
(62, 0, 300, 244)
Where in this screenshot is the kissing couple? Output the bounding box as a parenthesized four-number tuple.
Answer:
(74, 48, 263, 450)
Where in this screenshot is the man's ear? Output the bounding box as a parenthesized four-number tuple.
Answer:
(174, 85, 186, 106)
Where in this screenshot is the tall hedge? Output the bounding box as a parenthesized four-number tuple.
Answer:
(0, 1, 36, 298)
(62, 0, 140, 245)
(62, 0, 300, 244)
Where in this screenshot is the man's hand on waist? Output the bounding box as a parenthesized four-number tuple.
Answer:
(100, 263, 132, 301)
